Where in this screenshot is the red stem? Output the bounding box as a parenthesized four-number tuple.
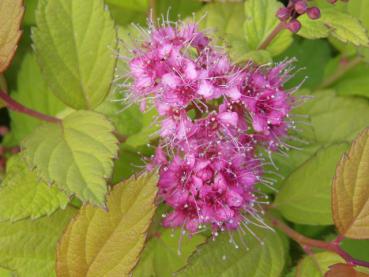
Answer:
(258, 21, 286, 50)
(271, 218, 369, 269)
(0, 90, 60, 124)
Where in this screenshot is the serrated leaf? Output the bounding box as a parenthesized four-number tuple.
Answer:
(133, 229, 206, 277)
(177, 227, 288, 277)
(0, 0, 24, 73)
(243, 0, 293, 56)
(296, 252, 344, 277)
(275, 143, 348, 225)
(332, 128, 369, 239)
(22, 111, 119, 207)
(7, 53, 65, 145)
(32, 0, 117, 109)
(0, 155, 68, 222)
(299, 8, 369, 47)
(0, 208, 76, 277)
(295, 91, 369, 145)
(56, 171, 159, 277)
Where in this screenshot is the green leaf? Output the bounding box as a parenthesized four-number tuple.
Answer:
(341, 238, 369, 263)
(57, 171, 158, 276)
(299, 8, 369, 47)
(243, 0, 293, 56)
(133, 229, 206, 277)
(22, 111, 119, 207)
(323, 56, 369, 99)
(332, 128, 369, 239)
(0, 208, 76, 277)
(295, 91, 369, 145)
(277, 39, 331, 89)
(0, 266, 14, 277)
(274, 143, 348, 225)
(157, 0, 202, 21)
(105, 0, 147, 12)
(0, 155, 68, 222)
(125, 108, 160, 147)
(296, 252, 344, 277)
(32, 0, 117, 109)
(7, 53, 65, 145)
(96, 98, 143, 137)
(177, 227, 288, 277)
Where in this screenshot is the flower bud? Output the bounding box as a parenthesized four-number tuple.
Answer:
(276, 7, 290, 21)
(287, 19, 302, 33)
(327, 0, 338, 4)
(307, 7, 321, 20)
(294, 1, 308, 14)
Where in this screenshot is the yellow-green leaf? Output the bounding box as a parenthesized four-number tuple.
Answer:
(0, 0, 23, 73)
(0, 208, 76, 277)
(243, 0, 293, 56)
(332, 128, 369, 239)
(56, 171, 159, 277)
(299, 8, 369, 47)
(32, 0, 117, 109)
(21, 111, 119, 207)
(325, 263, 369, 277)
(296, 252, 344, 277)
(0, 155, 68, 222)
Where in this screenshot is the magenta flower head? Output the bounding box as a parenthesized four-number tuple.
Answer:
(121, 18, 300, 236)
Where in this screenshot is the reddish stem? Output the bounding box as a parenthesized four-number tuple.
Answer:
(271, 218, 369, 269)
(258, 21, 286, 50)
(0, 90, 60, 124)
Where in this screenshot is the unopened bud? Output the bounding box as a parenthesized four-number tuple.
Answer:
(307, 7, 321, 20)
(276, 7, 290, 21)
(294, 1, 308, 14)
(287, 19, 302, 33)
(327, 0, 338, 4)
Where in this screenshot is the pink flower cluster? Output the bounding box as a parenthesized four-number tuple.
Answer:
(125, 21, 297, 234)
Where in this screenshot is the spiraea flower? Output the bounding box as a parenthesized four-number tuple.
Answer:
(120, 18, 301, 236)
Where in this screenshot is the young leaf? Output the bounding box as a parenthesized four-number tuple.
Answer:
(243, 0, 292, 56)
(296, 252, 344, 277)
(0, 208, 76, 277)
(133, 229, 206, 277)
(32, 0, 117, 109)
(177, 228, 288, 277)
(0, 0, 24, 73)
(299, 9, 369, 47)
(0, 155, 68, 222)
(8, 53, 65, 145)
(56, 171, 158, 276)
(21, 111, 119, 207)
(325, 263, 369, 277)
(332, 128, 369, 239)
(274, 143, 348, 225)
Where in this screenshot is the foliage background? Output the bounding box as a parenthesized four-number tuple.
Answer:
(0, 0, 369, 276)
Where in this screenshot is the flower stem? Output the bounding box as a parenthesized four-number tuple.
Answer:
(258, 22, 285, 50)
(0, 90, 60, 124)
(318, 57, 363, 89)
(271, 218, 369, 269)
(148, 0, 156, 22)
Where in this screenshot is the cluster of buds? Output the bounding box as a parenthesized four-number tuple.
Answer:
(277, 0, 347, 33)
(121, 19, 300, 235)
